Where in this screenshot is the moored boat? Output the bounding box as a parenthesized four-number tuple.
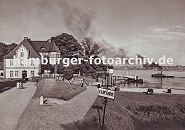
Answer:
(151, 71, 174, 78)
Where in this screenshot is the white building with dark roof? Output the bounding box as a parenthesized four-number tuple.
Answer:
(3, 37, 60, 79)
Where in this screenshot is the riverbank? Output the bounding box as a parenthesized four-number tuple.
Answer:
(120, 87, 185, 95)
(63, 91, 185, 130)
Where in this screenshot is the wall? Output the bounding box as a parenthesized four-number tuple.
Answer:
(4, 45, 41, 79)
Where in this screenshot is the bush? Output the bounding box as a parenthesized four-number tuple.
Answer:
(63, 70, 73, 81)
(0, 80, 22, 93)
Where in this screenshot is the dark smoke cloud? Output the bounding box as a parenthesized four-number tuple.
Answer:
(57, 0, 96, 40)
(9, 0, 96, 41)
(98, 39, 127, 58)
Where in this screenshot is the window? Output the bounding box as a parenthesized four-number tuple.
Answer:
(40, 47, 46, 50)
(21, 52, 24, 57)
(20, 59, 24, 66)
(15, 71, 18, 77)
(10, 60, 13, 66)
(10, 71, 13, 77)
(31, 71, 34, 77)
(31, 60, 34, 66)
(57, 54, 60, 58)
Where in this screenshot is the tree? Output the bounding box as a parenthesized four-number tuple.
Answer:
(52, 33, 82, 58)
(0, 42, 17, 61)
(63, 69, 74, 84)
(81, 37, 104, 58)
(63, 71, 73, 80)
(79, 61, 96, 76)
(57, 64, 65, 74)
(41, 64, 54, 74)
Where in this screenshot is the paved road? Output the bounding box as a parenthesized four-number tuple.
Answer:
(0, 82, 37, 130)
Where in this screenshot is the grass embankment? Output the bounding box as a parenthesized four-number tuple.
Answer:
(63, 92, 185, 130)
(0, 79, 21, 93)
(16, 79, 87, 130)
(35, 79, 86, 101)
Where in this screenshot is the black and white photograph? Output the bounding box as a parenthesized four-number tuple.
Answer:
(0, 0, 185, 130)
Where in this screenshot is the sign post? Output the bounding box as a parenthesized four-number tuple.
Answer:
(98, 88, 115, 100)
(98, 88, 115, 130)
(101, 97, 108, 130)
(98, 67, 115, 130)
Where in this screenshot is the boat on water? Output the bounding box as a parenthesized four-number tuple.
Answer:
(151, 71, 174, 78)
(116, 76, 144, 84)
(151, 73, 174, 78)
(125, 76, 144, 84)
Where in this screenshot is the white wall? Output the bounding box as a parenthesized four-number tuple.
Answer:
(5, 68, 39, 79)
(4, 44, 41, 79)
(4, 45, 60, 79)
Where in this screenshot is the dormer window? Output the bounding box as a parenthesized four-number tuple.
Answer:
(40, 47, 46, 50)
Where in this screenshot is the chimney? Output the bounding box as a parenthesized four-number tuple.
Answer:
(24, 37, 28, 39)
(24, 37, 31, 41)
(51, 37, 55, 42)
(48, 39, 51, 42)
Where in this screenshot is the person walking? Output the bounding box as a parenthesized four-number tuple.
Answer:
(81, 77, 85, 87)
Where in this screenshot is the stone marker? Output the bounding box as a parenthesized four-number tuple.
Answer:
(16, 82, 20, 89)
(167, 88, 172, 93)
(40, 96, 44, 105)
(21, 82, 23, 88)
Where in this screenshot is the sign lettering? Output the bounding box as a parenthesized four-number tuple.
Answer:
(98, 88, 115, 100)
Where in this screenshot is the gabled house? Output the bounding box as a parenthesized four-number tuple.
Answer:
(3, 37, 60, 79)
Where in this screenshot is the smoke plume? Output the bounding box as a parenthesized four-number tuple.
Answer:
(98, 39, 127, 59)
(57, 0, 96, 40)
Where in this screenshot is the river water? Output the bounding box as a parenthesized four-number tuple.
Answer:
(114, 70, 185, 89)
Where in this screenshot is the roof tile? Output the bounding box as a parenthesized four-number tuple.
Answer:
(3, 38, 60, 59)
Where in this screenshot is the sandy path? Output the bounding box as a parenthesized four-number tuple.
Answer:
(46, 83, 99, 124)
(59, 85, 98, 124)
(0, 82, 37, 130)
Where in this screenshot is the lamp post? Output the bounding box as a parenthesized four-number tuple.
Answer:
(106, 67, 114, 87)
(101, 67, 114, 130)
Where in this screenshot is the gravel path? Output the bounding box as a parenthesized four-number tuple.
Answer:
(0, 82, 37, 130)
(46, 84, 99, 124)
(59, 85, 98, 124)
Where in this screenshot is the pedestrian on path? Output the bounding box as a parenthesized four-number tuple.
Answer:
(81, 77, 85, 87)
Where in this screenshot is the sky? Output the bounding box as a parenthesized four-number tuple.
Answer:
(0, 0, 185, 65)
